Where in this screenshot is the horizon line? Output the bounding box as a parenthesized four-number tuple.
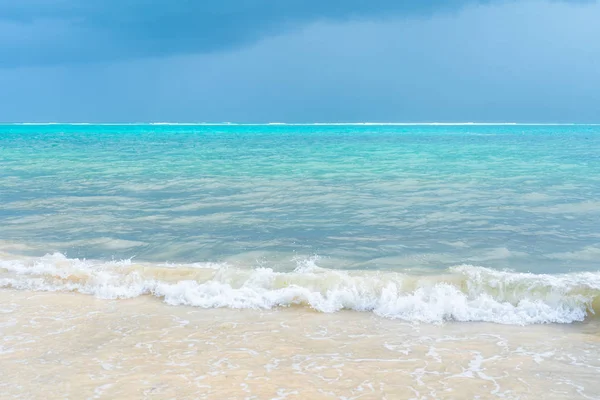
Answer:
(3, 122, 600, 126)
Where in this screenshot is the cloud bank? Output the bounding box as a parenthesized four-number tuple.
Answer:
(0, 0, 590, 66)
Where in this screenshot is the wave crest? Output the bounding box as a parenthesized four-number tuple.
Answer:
(1, 253, 598, 325)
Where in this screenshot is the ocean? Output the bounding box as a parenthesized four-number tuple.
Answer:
(1, 123, 599, 398)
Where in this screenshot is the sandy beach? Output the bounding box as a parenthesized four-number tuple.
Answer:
(2, 289, 599, 399)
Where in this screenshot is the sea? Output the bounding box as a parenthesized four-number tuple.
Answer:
(1, 123, 599, 399)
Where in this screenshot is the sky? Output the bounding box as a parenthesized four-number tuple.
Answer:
(0, 0, 599, 123)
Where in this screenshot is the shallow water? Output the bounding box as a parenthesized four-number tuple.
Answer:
(2, 124, 600, 272)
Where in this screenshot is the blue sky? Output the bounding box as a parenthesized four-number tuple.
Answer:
(1, 0, 599, 122)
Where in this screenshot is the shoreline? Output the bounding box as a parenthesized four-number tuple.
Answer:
(1, 251, 599, 325)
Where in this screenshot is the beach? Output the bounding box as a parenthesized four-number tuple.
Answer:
(2, 289, 599, 399)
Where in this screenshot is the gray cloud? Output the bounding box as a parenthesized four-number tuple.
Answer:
(0, 0, 589, 67)
(1, 0, 599, 123)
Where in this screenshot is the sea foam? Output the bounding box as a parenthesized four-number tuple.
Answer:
(1, 253, 598, 325)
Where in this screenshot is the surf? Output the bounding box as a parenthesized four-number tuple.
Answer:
(1, 252, 598, 325)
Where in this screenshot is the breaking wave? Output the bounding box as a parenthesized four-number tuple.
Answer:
(1, 253, 599, 325)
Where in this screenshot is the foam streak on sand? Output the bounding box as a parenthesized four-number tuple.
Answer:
(1, 253, 598, 325)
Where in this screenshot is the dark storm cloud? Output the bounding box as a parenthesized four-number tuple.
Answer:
(1, 0, 599, 122)
(0, 0, 588, 66)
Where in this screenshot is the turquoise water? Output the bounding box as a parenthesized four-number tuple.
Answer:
(1, 124, 600, 323)
(3, 123, 600, 272)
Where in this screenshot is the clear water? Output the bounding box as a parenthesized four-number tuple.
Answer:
(1, 124, 600, 324)
(2, 124, 599, 272)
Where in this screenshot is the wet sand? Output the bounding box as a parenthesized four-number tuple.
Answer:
(1, 289, 599, 399)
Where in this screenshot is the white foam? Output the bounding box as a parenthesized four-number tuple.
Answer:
(1, 253, 598, 325)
